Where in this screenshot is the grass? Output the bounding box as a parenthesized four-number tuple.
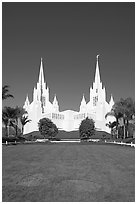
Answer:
(2, 143, 135, 202)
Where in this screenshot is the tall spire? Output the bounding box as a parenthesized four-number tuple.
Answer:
(95, 54, 101, 84)
(80, 94, 86, 112)
(53, 94, 58, 105)
(109, 94, 114, 107)
(53, 94, 59, 112)
(38, 57, 44, 84)
(33, 87, 37, 101)
(25, 94, 30, 104)
(38, 58, 45, 113)
(23, 94, 30, 109)
(81, 94, 86, 106)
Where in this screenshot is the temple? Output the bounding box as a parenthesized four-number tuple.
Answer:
(23, 55, 114, 134)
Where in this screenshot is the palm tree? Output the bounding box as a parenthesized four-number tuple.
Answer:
(105, 109, 122, 138)
(13, 106, 27, 136)
(2, 111, 9, 136)
(2, 85, 14, 100)
(2, 107, 17, 137)
(106, 121, 117, 137)
(124, 98, 135, 138)
(113, 99, 126, 139)
(114, 98, 135, 139)
(20, 116, 31, 134)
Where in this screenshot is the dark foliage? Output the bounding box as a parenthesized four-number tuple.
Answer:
(106, 97, 135, 139)
(20, 115, 31, 134)
(79, 117, 95, 140)
(122, 137, 135, 144)
(2, 135, 26, 143)
(2, 106, 24, 137)
(2, 85, 14, 100)
(48, 138, 61, 141)
(38, 118, 58, 139)
(23, 130, 111, 140)
(23, 131, 45, 141)
(127, 123, 135, 138)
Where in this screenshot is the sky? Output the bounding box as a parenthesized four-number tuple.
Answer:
(2, 2, 135, 112)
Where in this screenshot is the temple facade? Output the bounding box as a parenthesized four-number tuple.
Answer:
(23, 55, 114, 134)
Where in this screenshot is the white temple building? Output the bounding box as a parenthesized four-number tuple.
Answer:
(23, 55, 114, 134)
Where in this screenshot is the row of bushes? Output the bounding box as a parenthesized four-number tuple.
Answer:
(2, 135, 26, 143)
(2, 117, 135, 144)
(2, 135, 134, 144)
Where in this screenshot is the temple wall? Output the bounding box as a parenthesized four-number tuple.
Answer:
(23, 56, 114, 135)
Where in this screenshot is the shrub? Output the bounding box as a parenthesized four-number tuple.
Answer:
(122, 137, 135, 144)
(38, 118, 58, 139)
(2, 136, 16, 143)
(79, 117, 95, 140)
(127, 123, 135, 138)
(24, 131, 44, 141)
(2, 135, 26, 143)
(17, 136, 26, 142)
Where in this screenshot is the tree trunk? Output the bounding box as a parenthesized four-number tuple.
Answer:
(123, 118, 126, 139)
(15, 118, 18, 136)
(116, 118, 119, 138)
(7, 119, 10, 137)
(133, 130, 135, 138)
(22, 126, 24, 135)
(111, 128, 113, 137)
(123, 125, 126, 139)
(116, 129, 118, 139)
(126, 119, 129, 138)
(5, 124, 8, 137)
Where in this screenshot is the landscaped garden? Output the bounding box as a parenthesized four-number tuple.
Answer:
(2, 142, 134, 202)
(2, 85, 135, 201)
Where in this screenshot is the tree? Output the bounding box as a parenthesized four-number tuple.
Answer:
(106, 97, 135, 139)
(128, 122, 135, 138)
(48, 124, 58, 139)
(20, 116, 31, 134)
(2, 85, 14, 100)
(105, 109, 122, 138)
(13, 106, 27, 136)
(2, 107, 17, 137)
(38, 118, 58, 139)
(106, 121, 117, 137)
(79, 117, 95, 140)
(2, 111, 9, 137)
(123, 97, 135, 137)
(113, 98, 135, 139)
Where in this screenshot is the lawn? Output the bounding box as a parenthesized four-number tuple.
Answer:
(2, 143, 135, 202)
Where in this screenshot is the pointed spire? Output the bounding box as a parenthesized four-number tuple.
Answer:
(109, 94, 114, 106)
(103, 86, 106, 95)
(47, 86, 49, 92)
(81, 94, 86, 105)
(33, 87, 35, 97)
(25, 94, 30, 106)
(26, 94, 29, 103)
(53, 94, 58, 105)
(53, 94, 59, 112)
(95, 54, 101, 84)
(33, 87, 37, 101)
(38, 57, 44, 84)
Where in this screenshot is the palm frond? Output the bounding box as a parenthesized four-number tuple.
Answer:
(2, 85, 14, 100)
